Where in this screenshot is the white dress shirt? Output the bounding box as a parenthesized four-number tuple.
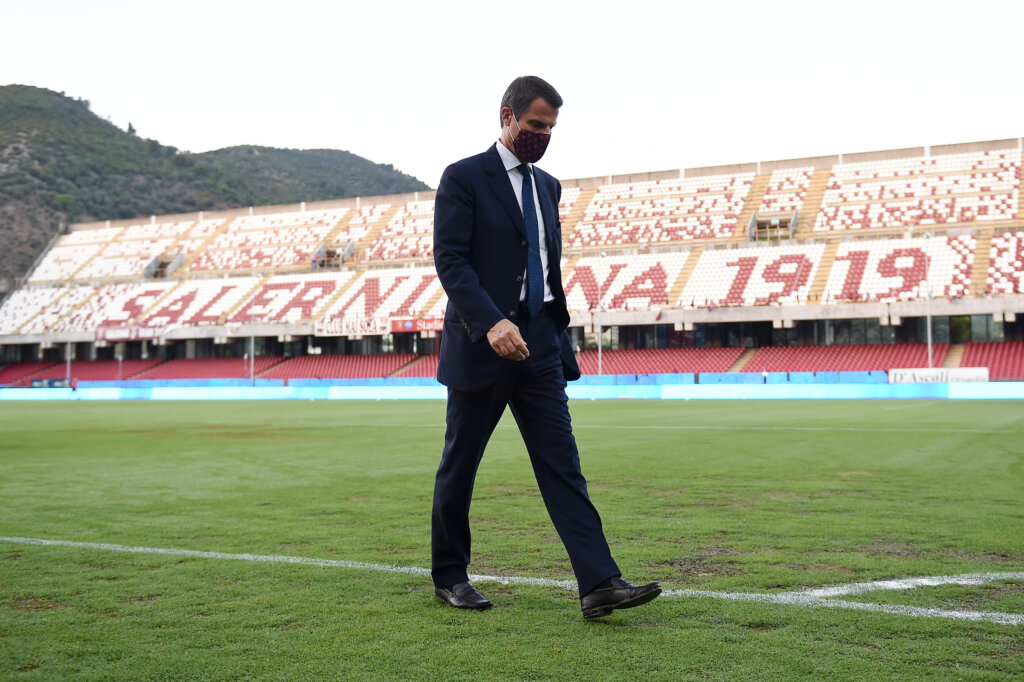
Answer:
(494, 141, 554, 303)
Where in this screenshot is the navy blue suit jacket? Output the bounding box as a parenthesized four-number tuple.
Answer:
(434, 145, 581, 392)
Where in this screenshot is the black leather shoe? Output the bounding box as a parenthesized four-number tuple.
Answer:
(434, 581, 494, 610)
(580, 577, 661, 619)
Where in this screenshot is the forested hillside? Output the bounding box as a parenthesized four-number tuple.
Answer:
(0, 85, 429, 287)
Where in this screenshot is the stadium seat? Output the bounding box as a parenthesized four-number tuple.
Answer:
(743, 344, 949, 372)
(262, 354, 418, 379)
(575, 347, 744, 375)
(821, 236, 974, 303)
(814, 150, 1021, 232)
(960, 341, 1024, 380)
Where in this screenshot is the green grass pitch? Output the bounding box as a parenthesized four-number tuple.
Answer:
(1, 399, 1023, 680)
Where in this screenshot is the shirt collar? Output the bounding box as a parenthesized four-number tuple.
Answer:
(495, 140, 527, 173)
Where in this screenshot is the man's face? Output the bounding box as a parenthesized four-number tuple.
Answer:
(502, 97, 559, 141)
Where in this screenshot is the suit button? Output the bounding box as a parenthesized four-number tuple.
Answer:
(521, 239, 527, 246)
(516, 275, 523, 282)
(509, 311, 517, 317)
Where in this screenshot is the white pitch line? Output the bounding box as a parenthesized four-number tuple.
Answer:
(800, 572, 1024, 598)
(2, 536, 1022, 626)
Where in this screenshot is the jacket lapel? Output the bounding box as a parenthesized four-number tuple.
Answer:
(484, 146, 527, 239)
(534, 172, 560, 256)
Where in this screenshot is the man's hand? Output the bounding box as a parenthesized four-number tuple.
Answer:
(487, 319, 529, 361)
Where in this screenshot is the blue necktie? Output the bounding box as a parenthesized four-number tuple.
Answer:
(518, 163, 544, 316)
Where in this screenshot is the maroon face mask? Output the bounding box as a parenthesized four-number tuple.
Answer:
(509, 115, 551, 164)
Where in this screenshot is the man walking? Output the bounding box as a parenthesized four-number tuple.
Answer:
(430, 76, 661, 619)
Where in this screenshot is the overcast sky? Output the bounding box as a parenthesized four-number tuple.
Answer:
(3, 0, 1022, 190)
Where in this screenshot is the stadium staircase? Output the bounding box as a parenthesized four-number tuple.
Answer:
(732, 173, 772, 242)
(809, 239, 841, 303)
(68, 241, 111, 282)
(560, 253, 583, 287)
(667, 246, 703, 306)
(176, 219, 231, 273)
(419, 282, 449, 319)
(389, 355, 427, 377)
(353, 205, 402, 261)
(220, 275, 272, 323)
(796, 168, 832, 235)
(47, 288, 96, 331)
(11, 288, 70, 334)
(727, 348, 757, 372)
(561, 187, 597, 246)
(255, 357, 289, 378)
(942, 344, 965, 369)
(969, 227, 994, 295)
(310, 268, 366, 323)
(135, 280, 186, 323)
(320, 209, 355, 248)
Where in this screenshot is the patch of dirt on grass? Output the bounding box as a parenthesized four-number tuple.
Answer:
(938, 548, 1024, 563)
(778, 563, 857, 574)
(646, 556, 742, 580)
(3, 554, 22, 561)
(5, 596, 66, 612)
(860, 540, 1024, 563)
(858, 540, 924, 558)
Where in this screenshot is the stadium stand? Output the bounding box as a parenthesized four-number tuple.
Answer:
(30, 359, 164, 382)
(679, 242, 826, 307)
(27, 243, 106, 283)
(568, 173, 754, 247)
(575, 347, 744, 375)
(391, 353, 440, 378)
(188, 209, 351, 273)
(759, 167, 813, 214)
(821, 236, 974, 303)
(960, 341, 1024, 380)
(50, 282, 180, 332)
(564, 252, 689, 311)
(814, 150, 1021, 232)
(135, 357, 283, 380)
(364, 201, 434, 261)
(227, 273, 355, 324)
(0, 361, 60, 386)
(558, 186, 583, 222)
(12, 286, 99, 334)
(262, 353, 417, 379)
(0, 286, 72, 334)
(319, 266, 447, 323)
(987, 230, 1024, 295)
(743, 344, 949, 372)
(139, 277, 262, 328)
(2, 138, 1022, 386)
